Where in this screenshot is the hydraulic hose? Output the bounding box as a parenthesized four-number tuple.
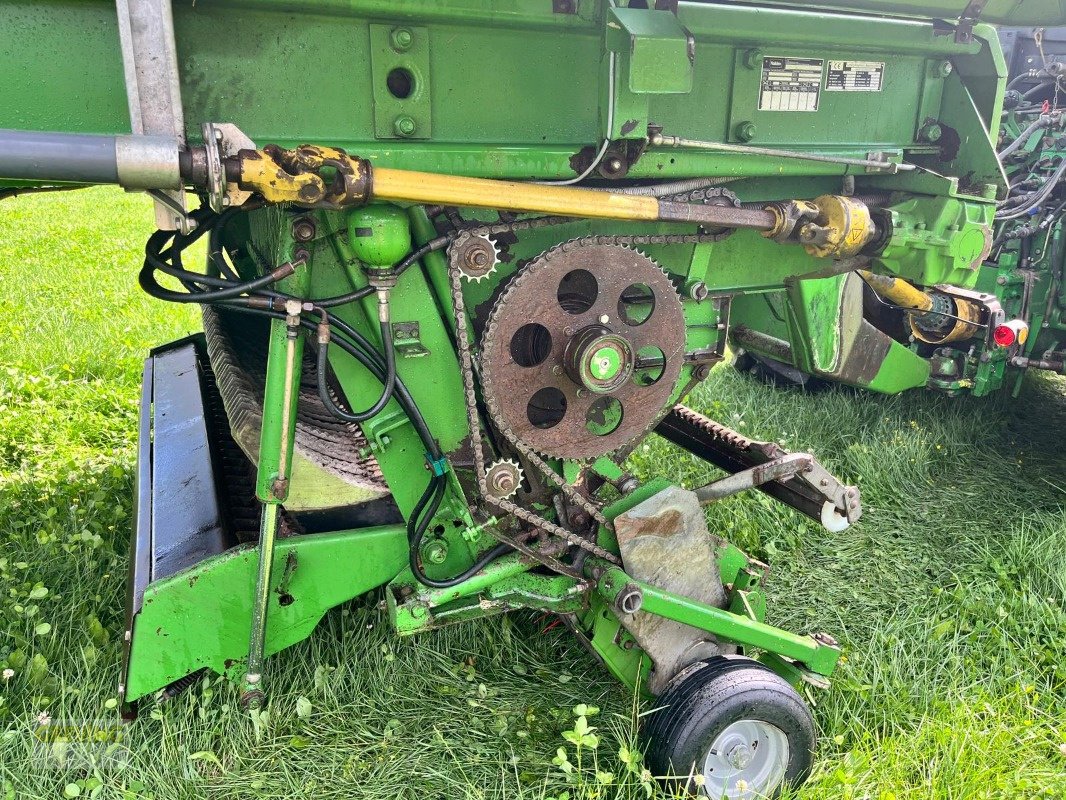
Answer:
(316, 316, 397, 423)
(407, 473, 512, 588)
(999, 115, 1051, 159)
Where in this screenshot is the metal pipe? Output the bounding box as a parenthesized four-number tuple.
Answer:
(730, 325, 793, 363)
(695, 453, 813, 505)
(0, 129, 181, 189)
(243, 302, 305, 709)
(648, 132, 915, 173)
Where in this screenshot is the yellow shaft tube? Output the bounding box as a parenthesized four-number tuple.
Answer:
(373, 167, 661, 222)
(858, 270, 933, 312)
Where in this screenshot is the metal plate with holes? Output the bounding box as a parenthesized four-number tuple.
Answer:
(369, 24, 432, 140)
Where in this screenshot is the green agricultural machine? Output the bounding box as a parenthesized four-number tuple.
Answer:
(2, 0, 1064, 796)
(728, 23, 1066, 398)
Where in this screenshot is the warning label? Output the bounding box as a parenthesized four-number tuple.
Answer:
(825, 60, 885, 92)
(759, 56, 823, 112)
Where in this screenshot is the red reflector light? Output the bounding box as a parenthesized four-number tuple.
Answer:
(993, 325, 1016, 347)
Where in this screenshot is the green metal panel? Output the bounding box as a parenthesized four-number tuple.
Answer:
(0, 0, 1000, 181)
(124, 526, 408, 702)
(610, 8, 693, 95)
(591, 561, 841, 677)
(369, 24, 432, 140)
(711, 0, 1066, 26)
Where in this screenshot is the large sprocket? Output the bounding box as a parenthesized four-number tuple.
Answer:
(480, 240, 686, 460)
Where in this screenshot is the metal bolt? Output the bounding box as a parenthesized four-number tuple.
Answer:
(937, 60, 953, 78)
(919, 121, 943, 144)
(599, 314, 610, 324)
(292, 217, 316, 242)
(735, 121, 757, 142)
(604, 156, 624, 174)
(390, 27, 413, 51)
(689, 282, 709, 302)
(996, 275, 1007, 285)
(394, 116, 417, 137)
(422, 539, 449, 564)
(743, 48, 763, 69)
(490, 471, 516, 496)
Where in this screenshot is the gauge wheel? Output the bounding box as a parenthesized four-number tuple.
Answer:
(643, 656, 816, 799)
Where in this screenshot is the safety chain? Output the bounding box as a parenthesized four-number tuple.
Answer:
(447, 251, 622, 569)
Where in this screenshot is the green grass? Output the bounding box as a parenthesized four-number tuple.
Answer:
(1, 188, 1064, 799)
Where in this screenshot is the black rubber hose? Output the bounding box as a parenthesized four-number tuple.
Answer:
(315, 285, 375, 308)
(207, 208, 242, 281)
(407, 474, 512, 588)
(406, 473, 444, 544)
(141, 230, 295, 303)
(217, 303, 441, 459)
(316, 317, 397, 423)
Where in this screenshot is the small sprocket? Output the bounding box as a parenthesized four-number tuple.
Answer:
(479, 240, 686, 460)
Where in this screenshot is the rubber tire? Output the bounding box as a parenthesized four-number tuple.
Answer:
(643, 656, 816, 798)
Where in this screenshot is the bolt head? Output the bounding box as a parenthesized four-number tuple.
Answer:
(390, 27, 413, 51)
(736, 121, 757, 142)
(292, 218, 316, 242)
(394, 116, 417, 137)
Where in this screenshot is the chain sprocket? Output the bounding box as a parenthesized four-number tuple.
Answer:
(480, 240, 686, 460)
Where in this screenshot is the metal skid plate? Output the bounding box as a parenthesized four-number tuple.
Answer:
(613, 485, 735, 695)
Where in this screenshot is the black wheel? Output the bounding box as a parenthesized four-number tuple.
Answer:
(643, 656, 816, 799)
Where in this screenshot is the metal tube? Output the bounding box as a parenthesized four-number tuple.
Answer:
(649, 132, 915, 173)
(372, 166, 776, 229)
(695, 453, 813, 505)
(243, 305, 305, 708)
(857, 270, 934, 311)
(242, 503, 280, 708)
(373, 166, 662, 221)
(0, 129, 181, 189)
(0, 129, 120, 184)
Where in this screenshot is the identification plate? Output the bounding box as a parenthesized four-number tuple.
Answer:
(758, 56, 823, 112)
(825, 60, 885, 92)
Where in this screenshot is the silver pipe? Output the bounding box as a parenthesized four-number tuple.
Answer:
(648, 132, 915, 173)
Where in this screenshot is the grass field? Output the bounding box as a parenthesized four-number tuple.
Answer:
(0, 187, 1064, 800)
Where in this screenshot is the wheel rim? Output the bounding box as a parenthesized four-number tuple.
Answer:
(701, 719, 789, 799)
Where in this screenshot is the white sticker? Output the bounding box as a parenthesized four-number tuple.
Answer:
(825, 60, 885, 92)
(759, 56, 823, 112)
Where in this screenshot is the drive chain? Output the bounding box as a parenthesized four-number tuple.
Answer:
(447, 254, 621, 571)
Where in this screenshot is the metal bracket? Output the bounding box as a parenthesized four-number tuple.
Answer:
(694, 452, 813, 505)
(115, 0, 189, 231)
(656, 405, 862, 531)
(392, 321, 430, 357)
(955, 0, 987, 44)
(202, 122, 256, 213)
